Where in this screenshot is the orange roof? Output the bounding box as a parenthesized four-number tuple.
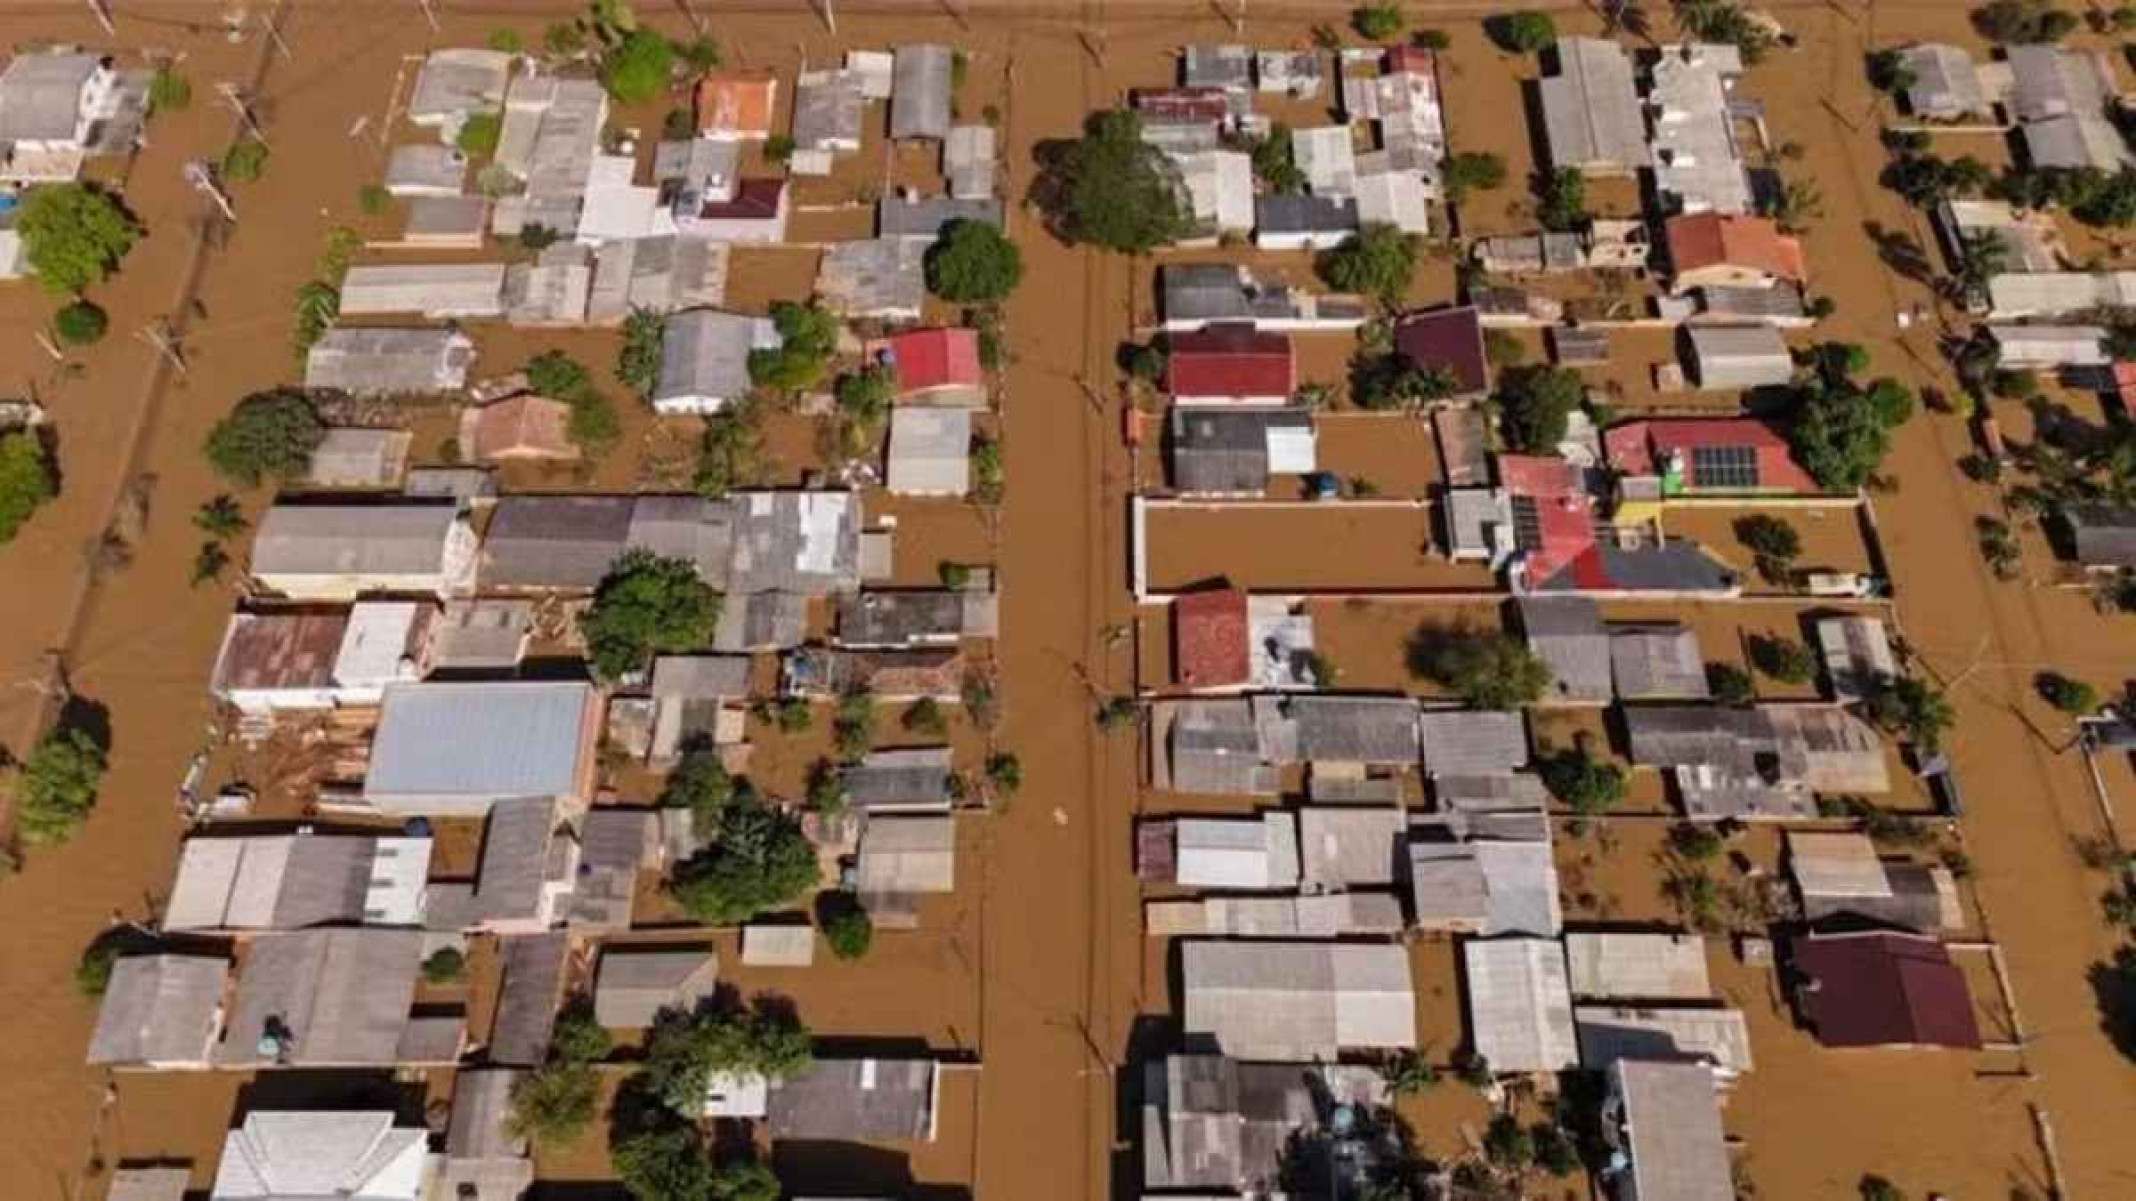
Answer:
(462, 395, 578, 462)
(1664, 213, 1807, 284)
(695, 73, 778, 138)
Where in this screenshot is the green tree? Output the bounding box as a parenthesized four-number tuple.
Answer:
(1669, 822, 1725, 861)
(612, 1128, 718, 1201)
(1865, 676, 1955, 752)
(1677, 0, 1777, 63)
(458, 111, 503, 156)
(1251, 124, 1307, 195)
(54, 299, 107, 346)
(18, 183, 139, 295)
(1351, 355, 1456, 410)
(925, 219, 1023, 302)
(551, 999, 614, 1064)
(903, 696, 949, 737)
(1410, 627, 1550, 709)
(1539, 742, 1626, 815)
(640, 998, 813, 1114)
(191, 541, 230, 587)
(1706, 662, 1754, 705)
(1857, 1175, 1907, 1201)
(1485, 10, 1557, 53)
(1483, 1113, 1533, 1169)
(1034, 110, 1191, 253)
(618, 306, 665, 396)
(14, 726, 107, 846)
(1972, 0, 2077, 43)
(1747, 633, 1816, 684)
(833, 690, 876, 762)
(601, 29, 675, 104)
(2036, 671, 2098, 715)
(508, 1062, 599, 1147)
(747, 301, 839, 393)
(1441, 151, 1508, 203)
(660, 746, 736, 835)
(676, 36, 722, 78)
(817, 891, 874, 959)
(1733, 514, 1802, 584)
(833, 364, 896, 428)
(1531, 1122, 1578, 1176)
(148, 66, 192, 113)
(0, 431, 55, 543)
(1497, 364, 1584, 453)
(1316, 222, 1420, 306)
(1535, 167, 1588, 232)
(668, 801, 819, 923)
(421, 946, 466, 984)
(193, 494, 247, 539)
(1381, 1050, 1438, 1095)
(1789, 389, 1892, 491)
(581, 550, 722, 680)
(1352, 3, 1405, 41)
(203, 389, 325, 488)
(222, 138, 268, 182)
(488, 28, 525, 53)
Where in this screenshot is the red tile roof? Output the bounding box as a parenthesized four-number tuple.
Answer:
(1393, 307, 1489, 395)
(1495, 454, 1582, 498)
(696, 73, 778, 137)
(882, 328, 983, 394)
(1603, 418, 1818, 494)
(1789, 930, 1982, 1049)
(464, 394, 577, 462)
(1174, 588, 1250, 688)
(1166, 323, 1296, 399)
(696, 178, 785, 220)
(1664, 213, 1808, 285)
(1384, 46, 1437, 76)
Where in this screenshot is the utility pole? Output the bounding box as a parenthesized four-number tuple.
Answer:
(414, 0, 439, 33)
(217, 83, 267, 145)
(184, 159, 237, 221)
(258, 12, 292, 60)
(31, 331, 65, 363)
(673, 0, 706, 35)
(83, 0, 114, 37)
(1077, 28, 1108, 67)
(811, 0, 836, 35)
(137, 321, 189, 378)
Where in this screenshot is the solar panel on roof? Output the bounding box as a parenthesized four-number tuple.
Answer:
(1510, 496, 1544, 550)
(1690, 444, 1759, 488)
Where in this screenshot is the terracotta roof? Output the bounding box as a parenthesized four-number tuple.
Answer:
(1393, 306, 1489, 394)
(1789, 930, 1981, 1049)
(1665, 213, 1807, 284)
(462, 394, 578, 462)
(696, 178, 785, 221)
(1496, 454, 1582, 498)
(883, 327, 983, 393)
(1603, 418, 1817, 493)
(214, 610, 349, 693)
(1166, 323, 1296, 399)
(1174, 588, 1249, 687)
(696, 73, 778, 137)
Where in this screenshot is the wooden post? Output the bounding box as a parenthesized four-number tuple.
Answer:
(32, 331, 65, 363)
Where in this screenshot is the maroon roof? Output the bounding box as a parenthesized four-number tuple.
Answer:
(1790, 930, 1982, 1049)
(1393, 307, 1489, 395)
(696, 178, 786, 220)
(1165, 323, 1296, 400)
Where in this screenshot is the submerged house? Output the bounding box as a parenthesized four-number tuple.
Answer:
(1165, 323, 1296, 404)
(216, 929, 434, 1068)
(1601, 1059, 1736, 1201)
(891, 44, 953, 140)
(87, 954, 229, 1069)
(1786, 928, 1982, 1049)
(0, 51, 130, 182)
(210, 1111, 436, 1201)
(653, 309, 780, 415)
(362, 681, 601, 816)
(248, 503, 477, 601)
(1538, 36, 1644, 175)
(163, 830, 431, 931)
(304, 327, 477, 395)
(1462, 937, 1580, 1073)
(1181, 940, 1417, 1061)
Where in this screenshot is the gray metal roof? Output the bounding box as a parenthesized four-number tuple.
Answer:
(819, 236, 927, 318)
(1417, 709, 1527, 775)
(878, 195, 1003, 239)
(305, 428, 413, 488)
(408, 48, 511, 123)
(431, 599, 533, 669)
(1539, 37, 1644, 172)
(652, 654, 752, 698)
(1254, 193, 1358, 235)
(1609, 625, 1709, 700)
(886, 406, 971, 494)
(1282, 695, 1419, 765)
(1432, 772, 1551, 812)
(1474, 839, 1563, 937)
(1184, 43, 1253, 89)
(490, 932, 570, 1066)
(480, 494, 635, 589)
(470, 796, 562, 923)
(835, 588, 995, 646)
(655, 309, 773, 409)
(216, 929, 422, 1066)
(1610, 1059, 1735, 1201)
(0, 53, 100, 142)
(1296, 805, 1403, 890)
(251, 503, 458, 580)
(383, 143, 470, 195)
(446, 1067, 526, 1159)
(1164, 699, 1278, 795)
(570, 808, 658, 930)
(713, 590, 809, 651)
(1181, 940, 1416, 1061)
(87, 954, 227, 1065)
(594, 946, 718, 1027)
(769, 1058, 939, 1140)
(845, 746, 955, 811)
(304, 327, 475, 395)
(1169, 406, 1312, 493)
(1899, 43, 1984, 119)
(1462, 936, 1579, 1072)
(105, 1168, 192, 1201)
(793, 68, 864, 150)
(725, 489, 861, 595)
(364, 682, 593, 808)
(890, 44, 954, 139)
(2066, 503, 2136, 568)
(1517, 596, 1611, 702)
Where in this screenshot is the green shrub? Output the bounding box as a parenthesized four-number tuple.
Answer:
(1485, 10, 1556, 53)
(457, 111, 503, 157)
(507, 1062, 599, 1148)
(14, 726, 107, 846)
(1706, 662, 1754, 705)
(358, 183, 391, 215)
(2037, 671, 2099, 715)
(1352, 4, 1405, 41)
(148, 66, 191, 113)
(53, 299, 106, 346)
(1538, 743, 1625, 815)
(926, 219, 1024, 302)
(421, 946, 467, 983)
(818, 892, 874, 959)
(222, 138, 268, 182)
(764, 134, 796, 163)
(1747, 634, 1816, 684)
(487, 28, 525, 54)
(1408, 626, 1549, 709)
(902, 696, 949, 738)
(600, 29, 674, 104)
(203, 389, 325, 487)
(18, 183, 138, 295)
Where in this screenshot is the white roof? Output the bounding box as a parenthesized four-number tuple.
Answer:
(1292, 125, 1357, 196)
(1463, 937, 1579, 1073)
(339, 263, 508, 319)
(1988, 323, 2108, 367)
(211, 1111, 432, 1201)
(1181, 940, 1416, 1061)
(1987, 271, 2136, 319)
(1611, 1060, 1736, 1201)
(1177, 149, 1255, 234)
(334, 601, 423, 689)
(1474, 840, 1563, 937)
(577, 152, 670, 244)
(1576, 1004, 1753, 1075)
(1814, 614, 1895, 701)
(1564, 932, 1711, 999)
(1297, 805, 1403, 890)
(1786, 830, 1892, 898)
(742, 924, 817, 966)
(1175, 812, 1300, 890)
(885, 407, 971, 495)
(1648, 45, 1752, 214)
(1353, 170, 1430, 235)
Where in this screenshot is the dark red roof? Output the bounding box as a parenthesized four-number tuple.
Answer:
(883, 328, 982, 393)
(1166, 324, 1296, 400)
(1385, 46, 1437, 76)
(696, 178, 786, 220)
(1393, 307, 1489, 395)
(1133, 87, 1232, 123)
(1174, 588, 1249, 687)
(1603, 418, 1818, 494)
(1790, 931, 1982, 1049)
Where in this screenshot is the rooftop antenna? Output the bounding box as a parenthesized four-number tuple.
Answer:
(184, 159, 236, 222)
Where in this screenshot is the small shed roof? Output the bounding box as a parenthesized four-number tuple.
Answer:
(845, 746, 955, 812)
(858, 814, 956, 896)
(886, 407, 971, 495)
(595, 947, 719, 1028)
(1417, 709, 1527, 775)
(1174, 588, 1250, 688)
(1609, 625, 1708, 700)
(1517, 596, 1611, 702)
(1462, 937, 1579, 1073)
(696, 73, 777, 138)
(890, 44, 954, 139)
(105, 1168, 192, 1201)
(408, 48, 511, 123)
(383, 143, 470, 195)
(2065, 502, 2136, 567)
(305, 428, 414, 488)
(742, 924, 817, 966)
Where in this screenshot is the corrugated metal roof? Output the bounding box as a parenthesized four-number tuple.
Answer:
(251, 503, 458, 580)
(87, 954, 227, 1065)
(1612, 1059, 1736, 1201)
(216, 929, 422, 1067)
(364, 681, 592, 807)
(1564, 932, 1712, 999)
(1462, 937, 1579, 1072)
(890, 44, 953, 139)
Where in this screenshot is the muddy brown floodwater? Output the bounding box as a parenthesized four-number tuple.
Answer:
(1, 4, 2134, 1201)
